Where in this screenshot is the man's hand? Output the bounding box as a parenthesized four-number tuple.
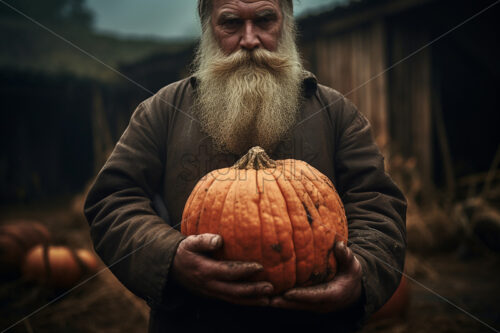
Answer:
(171, 233, 274, 306)
(270, 241, 363, 313)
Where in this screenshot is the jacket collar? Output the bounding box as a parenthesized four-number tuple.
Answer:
(301, 70, 318, 98)
(189, 70, 318, 98)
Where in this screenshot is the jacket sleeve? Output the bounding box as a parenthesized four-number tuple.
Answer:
(334, 97, 407, 320)
(84, 101, 185, 308)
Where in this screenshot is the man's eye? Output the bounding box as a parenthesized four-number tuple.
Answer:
(223, 19, 240, 28)
(256, 15, 276, 25)
(256, 17, 271, 24)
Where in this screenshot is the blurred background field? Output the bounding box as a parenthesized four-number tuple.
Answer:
(1, 0, 499, 332)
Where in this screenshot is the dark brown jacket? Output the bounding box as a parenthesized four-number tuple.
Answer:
(84, 72, 407, 332)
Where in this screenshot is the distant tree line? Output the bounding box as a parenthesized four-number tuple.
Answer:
(0, 0, 94, 29)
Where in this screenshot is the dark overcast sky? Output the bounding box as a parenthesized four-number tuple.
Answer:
(86, 0, 347, 40)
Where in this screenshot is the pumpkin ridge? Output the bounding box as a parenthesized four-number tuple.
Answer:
(197, 174, 218, 234)
(237, 169, 261, 263)
(302, 166, 348, 243)
(69, 247, 87, 277)
(181, 174, 208, 234)
(274, 162, 315, 285)
(300, 163, 348, 241)
(202, 170, 233, 235)
(257, 169, 284, 290)
(270, 167, 296, 289)
(219, 176, 239, 261)
(214, 170, 236, 239)
(185, 173, 217, 235)
(234, 170, 244, 257)
(255, 169, 265, 282)
(266, 170, 296, 291)
(181, 181, 201, 235)
(43, 244, 51, 284)
(298, 167, 338, 281)
(231, 174, 241, 258)
(198, 177, 218, 234)
(281, 165, 323, 285)
(272, 165, 311, 286)
(297, 166, 333, 282)
(252, 169, 264, 266)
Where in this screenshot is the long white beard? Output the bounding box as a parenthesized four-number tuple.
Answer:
(193, 23, 304, 155)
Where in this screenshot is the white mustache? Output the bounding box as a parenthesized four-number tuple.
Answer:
(207, 48, 298, 78)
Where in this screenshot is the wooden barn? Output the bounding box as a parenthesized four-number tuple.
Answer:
(298, 0, 500, 200)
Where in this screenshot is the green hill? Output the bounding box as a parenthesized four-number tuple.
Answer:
(0, 17, 194, 82)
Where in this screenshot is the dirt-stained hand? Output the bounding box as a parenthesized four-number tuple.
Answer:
(171, 233, 273, 306)
(270, 241, 363, 313)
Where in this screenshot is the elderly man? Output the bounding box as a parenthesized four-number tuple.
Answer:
(84, 0, 406, 332)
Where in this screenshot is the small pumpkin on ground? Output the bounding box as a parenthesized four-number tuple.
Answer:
(181, 146, 348, 294)
(0, 220, 51, 278)
(22, 245, 100, 289)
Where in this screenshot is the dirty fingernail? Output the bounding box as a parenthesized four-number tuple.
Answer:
(254, 264, 264, 271)
(262, 286, 273, 294)
(211, 236, 220, 247)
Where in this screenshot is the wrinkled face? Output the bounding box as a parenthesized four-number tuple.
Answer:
(211, 0, 283, 54)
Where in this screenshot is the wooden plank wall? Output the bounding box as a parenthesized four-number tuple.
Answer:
(300, 16, 434, 194)
(308, 21, 389, 153)
(388, 18, 433, 193)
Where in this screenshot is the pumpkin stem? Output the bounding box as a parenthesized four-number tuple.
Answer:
(233, 146, 277, 170)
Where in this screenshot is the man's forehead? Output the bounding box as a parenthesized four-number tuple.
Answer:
(212, 0, 280, 12)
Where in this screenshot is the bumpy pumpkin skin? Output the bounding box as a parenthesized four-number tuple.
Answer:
(181, 147, 348, 294)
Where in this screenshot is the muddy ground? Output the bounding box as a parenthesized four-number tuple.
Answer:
(1, 198, 499, 333)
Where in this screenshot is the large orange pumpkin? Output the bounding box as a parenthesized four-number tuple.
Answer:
(22, 245, 100, 289)
(181, 146, 348, 294)
(0, 220, 51, 278)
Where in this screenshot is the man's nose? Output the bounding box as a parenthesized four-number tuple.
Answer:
(239, 21, 260, 50)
